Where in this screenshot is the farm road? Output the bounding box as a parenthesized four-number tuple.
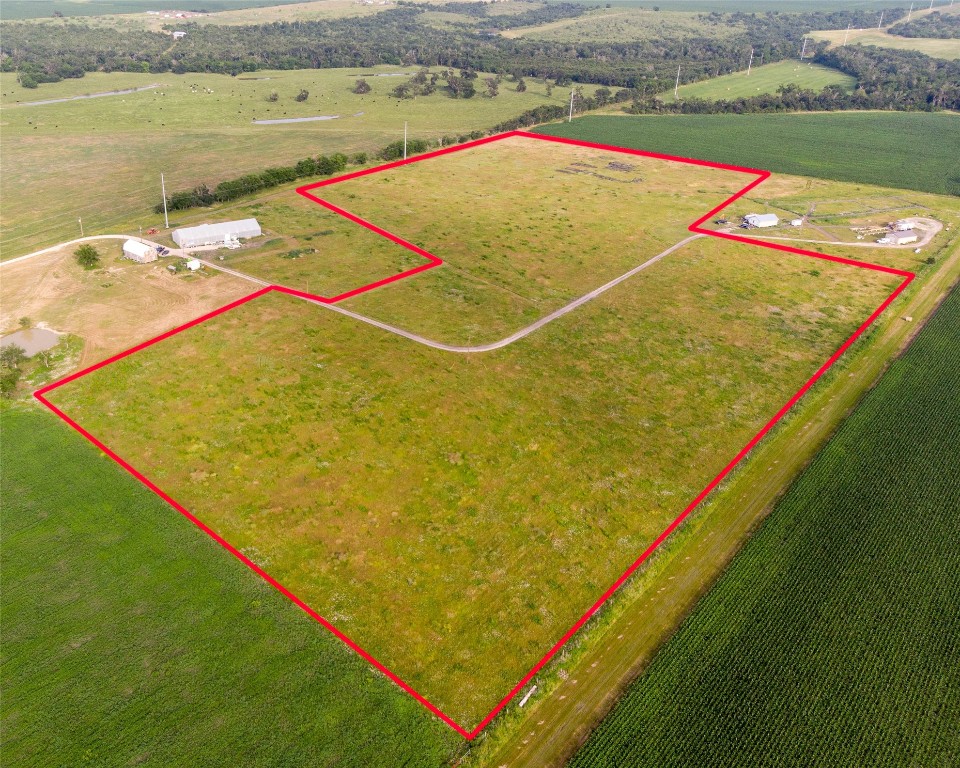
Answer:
(313, 233, 705, 353)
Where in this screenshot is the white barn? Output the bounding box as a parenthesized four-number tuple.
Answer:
(891, 230, 919, 245)
(744, 213, 779, 228)
(172, 218, 262, 248)
(123, 239, 157, 263)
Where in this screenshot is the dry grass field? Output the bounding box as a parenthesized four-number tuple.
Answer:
(0, 67, 594, 259)
(0, 241, 253, 367)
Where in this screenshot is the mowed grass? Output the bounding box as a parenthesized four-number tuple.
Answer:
(663, 61, 857, 103)
(536, 113, 960, 197)
(45, 234, 899, 728)
(311, 135, 750, 343)
(568, 282, 960, 768)
(0, 406, 460, 767)
(0, 67, 586, 258)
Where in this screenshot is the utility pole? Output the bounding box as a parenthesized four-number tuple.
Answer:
(929, 0, 934, 10)
(568, 88, 574, 122)
(78, 217, 83, 237)
(800, 37, 808, 60)
(843, 24, 851, 45)
(747, 47, 754, 75)
(403, 121, 407, 160)
(160, 173, 169, 229)
(674, 64, 681, 99)
(908, 2, 914, 21)
(878, 10, 884, 28)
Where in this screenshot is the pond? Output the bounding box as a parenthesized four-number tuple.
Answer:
(0, 328, 60, 356)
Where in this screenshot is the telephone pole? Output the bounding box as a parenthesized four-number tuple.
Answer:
(843, 24, 851, 45)
(674, 64, 681, 99)
(160, 173, 169, 229)
(878, 10, 884, 28)
(403, 121, 408, 160)
(78, 217, 83, 237)
(747, 48, 754, 75)
(568, 88, 574, 122)
(800, 37, 808, 60)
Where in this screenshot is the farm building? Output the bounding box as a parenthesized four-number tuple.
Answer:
(891, 230, 919, 245)
(172, 30, 186, 39)
(744, 213, 779, 228)
(185, 259, 202, 271)
(122, 239, 157, 263)
(893, 220, 914, 231)
(790, 219, 803, 227)
(172, 219, 261, 248)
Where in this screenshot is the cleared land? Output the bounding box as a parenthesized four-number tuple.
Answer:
(46, 221, 899, 730)
(536, 113, 960, 197)
(0, 239, 253, 367)
(810, 6, 960, 60)
(663, 60, 856, 102)
(500, 8, 742, 42)
(0, 67, 589, 258)
(0, 407, 461, 767)
(568, 281, 960, 768)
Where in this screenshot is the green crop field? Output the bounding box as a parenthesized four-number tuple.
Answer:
(536, 113, 960, 197)
(0, 406, 460, 766)
(568, 281, 960, 768)
(43, 179, 899, 732)
(663, 61, 857, 103)
(0, 67, 594, 259)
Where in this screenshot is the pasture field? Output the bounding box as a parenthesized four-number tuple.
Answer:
(0, 240, 253, 366)
(0, 66, 589, 258)
(500, 8, 742, 42)
(536, 113, 960, 197)
(810, 6, 960, 60)
(0, 406, 460, 767)
(663, 60, 856, 103)
(810, 28, 960, 58)
(44, 215, 900, 731)
(236, 135, 750, 341)
(0, 0, 305, 20)
(568, 281, 960, 768)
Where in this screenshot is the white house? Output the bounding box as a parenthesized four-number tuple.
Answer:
(122, 239, 157, 263)
(172, 219, 262, 248)
(891, 230, 919, 245)
(744, 213, 779, 228)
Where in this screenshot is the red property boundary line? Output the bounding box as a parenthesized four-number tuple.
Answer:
(35, 131, 915, 740)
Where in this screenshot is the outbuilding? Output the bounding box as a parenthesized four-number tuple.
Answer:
(122, 239, 157, 263)
(891, 230, 919, 245)
(744, 213, 779, 228)
(172, 218, 262, 248)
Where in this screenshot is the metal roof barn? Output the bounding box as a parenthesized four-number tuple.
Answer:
(744, 213, 779, 228)
(122, 239, 157, 263)
(172, 219, 262, 248)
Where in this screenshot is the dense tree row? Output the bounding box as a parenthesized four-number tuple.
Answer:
(624, 45, 960, 114)
(888, 11, 960, 39)
(1, 5, 906, 91)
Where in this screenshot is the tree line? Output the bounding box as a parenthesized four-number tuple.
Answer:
(2, 5, 906, 92)
(888, 11, 960, 39)
(623, 45, 960, 114)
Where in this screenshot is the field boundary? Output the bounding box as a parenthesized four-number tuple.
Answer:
(35, 131, 915, 740)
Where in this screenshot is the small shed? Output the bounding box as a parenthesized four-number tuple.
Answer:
(744, 213, 779, 228)
(172, 30, 186, 39)
(893, 220, 913, 232)
(185, 259, 202, 271)
(123, 239, 157, 263)
(892, 230, 919, 245)
(790, 219, 803, 227)
(172, 219, 262, 248)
